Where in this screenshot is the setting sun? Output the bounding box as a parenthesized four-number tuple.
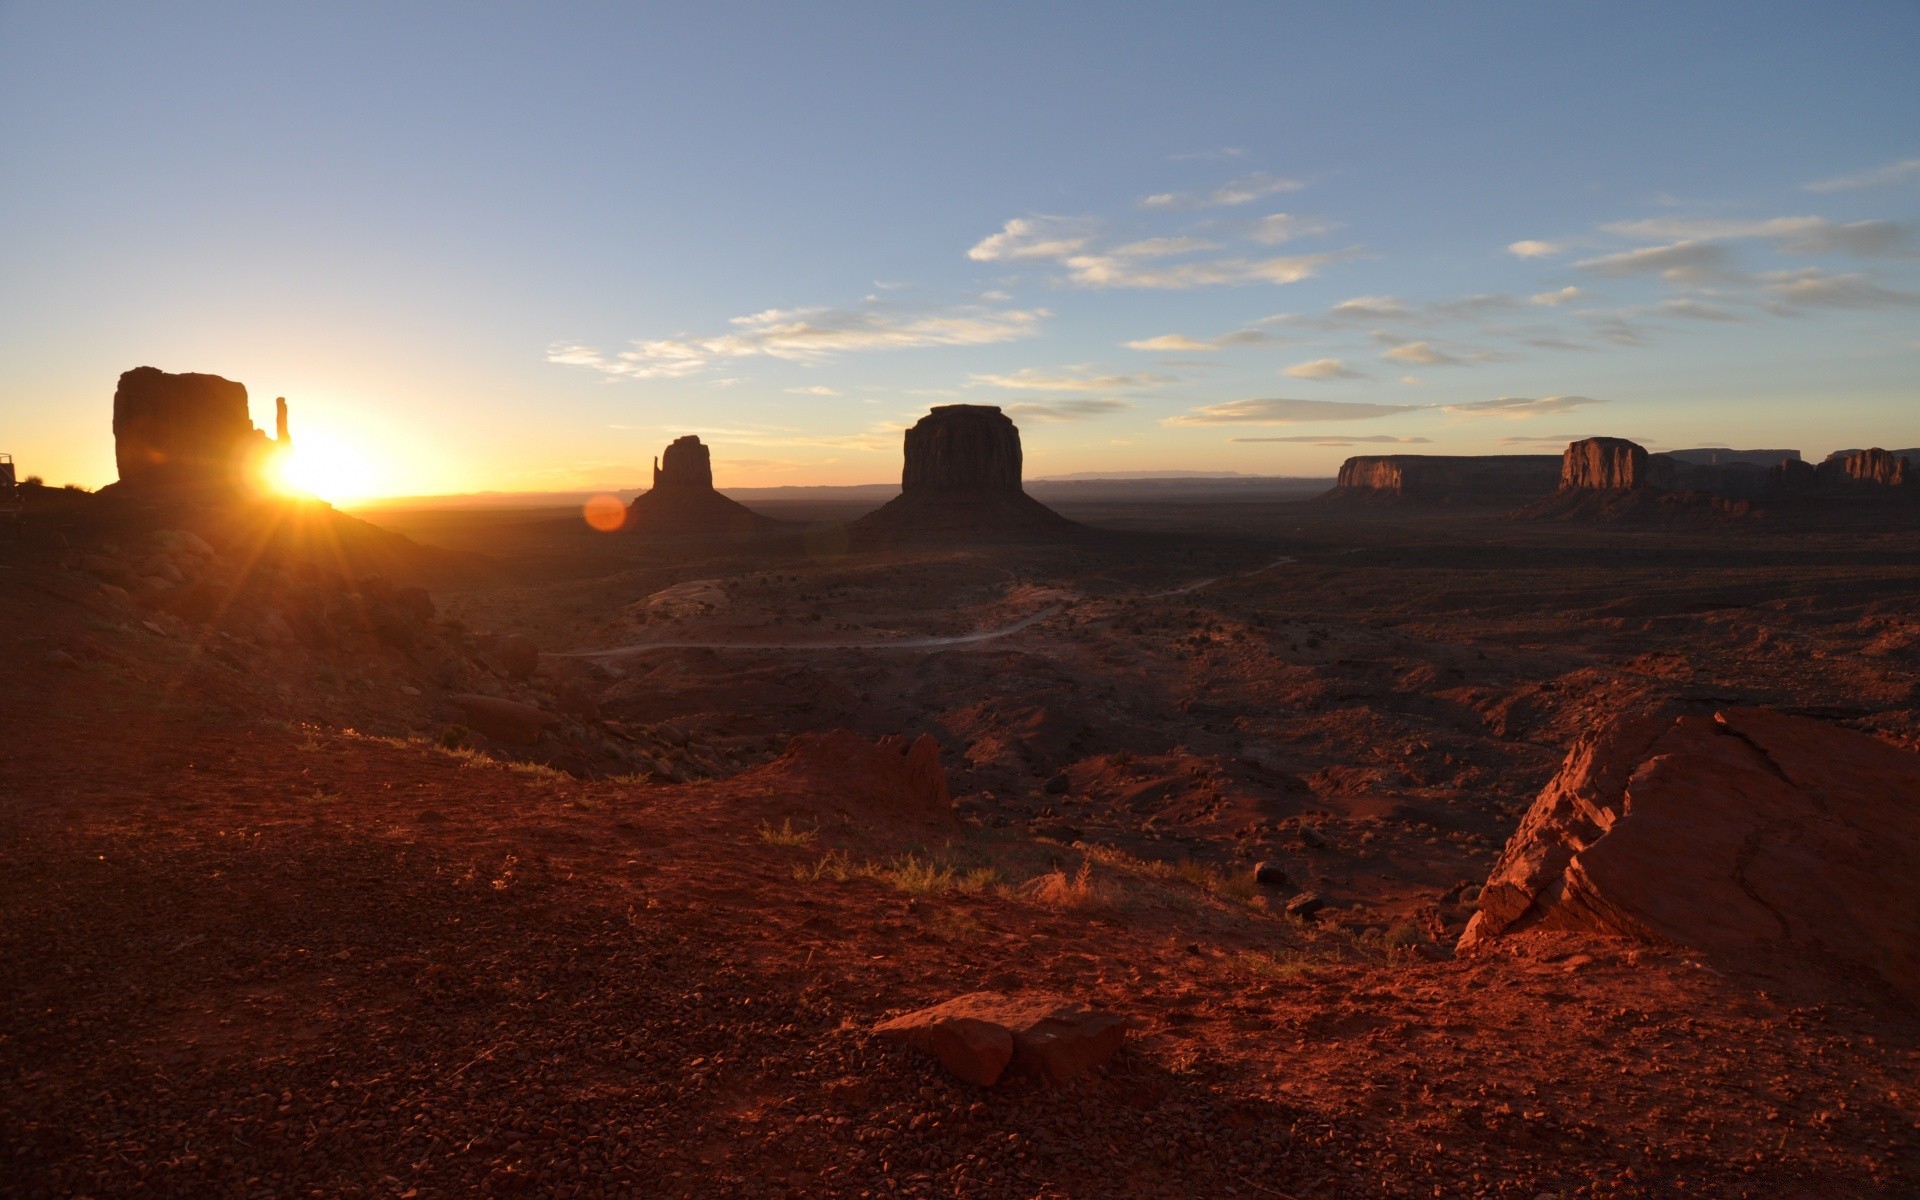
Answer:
(268, 431, 378, 504)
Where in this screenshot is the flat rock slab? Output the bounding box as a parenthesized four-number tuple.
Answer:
(873, 991, 1127, 1086)
(448, 694, 561, 746)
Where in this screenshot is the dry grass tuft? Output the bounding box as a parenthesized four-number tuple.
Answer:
(1020, 861, 1113, 910)
(757, 818, 818, 848)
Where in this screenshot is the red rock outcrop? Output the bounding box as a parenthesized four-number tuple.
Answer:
(1559, 437, 1649, 490)
(1328, 455, 1561, 502)
(622, 435, 778, 536)
(852, 406, 1077, 540)
(873, 992, 1128, 1086)
(1460, 708, 1920, 1003)
(1816, 447, 1912, 490)
(111, 367, 289, 494)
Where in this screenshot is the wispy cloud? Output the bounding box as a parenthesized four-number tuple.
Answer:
(967, 216, 1097, 262)
(1761, 268, 1920, 310)
(1329, 295, 1409, 320)
(1250, 214, 1337, 244)
(1806, 157, 1920, 192)
(1125, 329, 1272, 352)
(1509, 240, 1564, 259)
(1531, 286, 1583, 307)
(1284, 357, 1364, 380)
(1003, 398, 1134, 422)
(1232, 434, 1432, 444)
(784, 386, 841, 396)
(1605, 216, 1910, 257)
(1141, 171, 1304, 210)
(550, 302, 1046, 379)
(1064, 249, 1347, 289)
(1575, 240, 1733, 282)
(1444, 395, 1604, 418)
(971, 366, 1163, 392)
(1381, 341, 1459, 365)
(1164, 397, 1424, 426)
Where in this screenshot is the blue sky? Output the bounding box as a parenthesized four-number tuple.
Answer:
(2, 2, 1916, 497)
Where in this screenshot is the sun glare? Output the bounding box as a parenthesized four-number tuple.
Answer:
(268, 433, 378, 504)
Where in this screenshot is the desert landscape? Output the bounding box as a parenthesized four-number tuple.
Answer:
(3, 368, 1917, 1199)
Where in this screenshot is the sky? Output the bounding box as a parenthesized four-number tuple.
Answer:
(2, 2, 1917, 501)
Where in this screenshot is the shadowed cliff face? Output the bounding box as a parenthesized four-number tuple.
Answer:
(901, 405, 1022, 494)
(1819, 447, 1912, 490)
(1330, 454, 1560, 501)
(627, 435, 777, 536)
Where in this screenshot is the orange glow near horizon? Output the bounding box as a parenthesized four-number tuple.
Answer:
(582, 493, 627, 532)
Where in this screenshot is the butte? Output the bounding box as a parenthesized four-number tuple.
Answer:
(851, 405, 1078, 542)
(622, 435, 779, 537)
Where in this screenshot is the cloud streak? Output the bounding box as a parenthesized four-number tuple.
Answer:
(551, 302, 1046, 379)
(1165, 398, 1424, 426)
(1443, 395, 1604, 419)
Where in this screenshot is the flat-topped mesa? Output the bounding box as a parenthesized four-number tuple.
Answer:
(623, 434, 778, 536)
(110, 366, 289, 496)
(1560, 437, 1650, 490)
(1328, 454, 1560, 502)
(1816, 447, 1914, 490)
(901, 405, 1023, 495)
(851, 405, 1078, 542)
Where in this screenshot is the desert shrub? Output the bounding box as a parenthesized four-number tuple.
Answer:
(441, 725, 471, 750)
(507, 760, 570, 782)
(1383, 922, 1425, 949)
(757, 818, 817, 848)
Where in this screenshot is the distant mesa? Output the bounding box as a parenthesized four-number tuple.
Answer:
(1328, 434, 1916, 514)
(1326, 453, 1560, 503)
(851, 405, 1079, 541)
(109, 366, 291, 497)
(621, 435, 779, 536)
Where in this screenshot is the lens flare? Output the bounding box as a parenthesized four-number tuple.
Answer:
(583, 493, 627, 532)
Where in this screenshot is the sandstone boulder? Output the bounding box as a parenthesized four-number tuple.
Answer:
(448, 694, 562, 745)
(873, 992, 1127, 1086)
(1460, 707, 1920, 1003)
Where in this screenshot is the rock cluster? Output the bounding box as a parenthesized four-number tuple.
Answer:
(851, 405, 1077, 540)
(1460, 707, 1920, 1003)
(1330, 454, 1561, 501)
(873, 992, 1128, 1086)
(1817, 446, 1914, 490)
(621, 435, 778, 536)
(111, 366, 289, 495)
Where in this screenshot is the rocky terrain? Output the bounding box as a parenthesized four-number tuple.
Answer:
(3, 381, 1918, 1197)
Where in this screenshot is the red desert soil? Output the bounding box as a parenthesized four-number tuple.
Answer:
(4, 492, 1919, 1198)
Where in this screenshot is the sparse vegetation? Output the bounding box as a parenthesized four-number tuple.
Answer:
(757, 818, 818, 848)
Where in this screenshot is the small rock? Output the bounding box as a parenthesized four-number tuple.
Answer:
(1043, 773, 1070, 795)
(42, 649, 81, 670)
(1285, 892, 1326, 921)
(1297, 825, 1327, 849)
(1253, 861, 1290, 888)
(873, 992, 1127, 1086)
(447, 694, 561, 746)
(140, 620, 170, 637)
(400, 685, 422, 696)
(98, 583, 130, 604)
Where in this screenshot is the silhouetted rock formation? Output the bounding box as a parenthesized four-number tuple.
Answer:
(1560, 437, 1649, 490)
(1325, 454, 1560, 502)
(1460, 707, 1920, 1005)
(852, 405, 1077, 541)
(110, 366, 289, 495)
(622, 435, 778, 536)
